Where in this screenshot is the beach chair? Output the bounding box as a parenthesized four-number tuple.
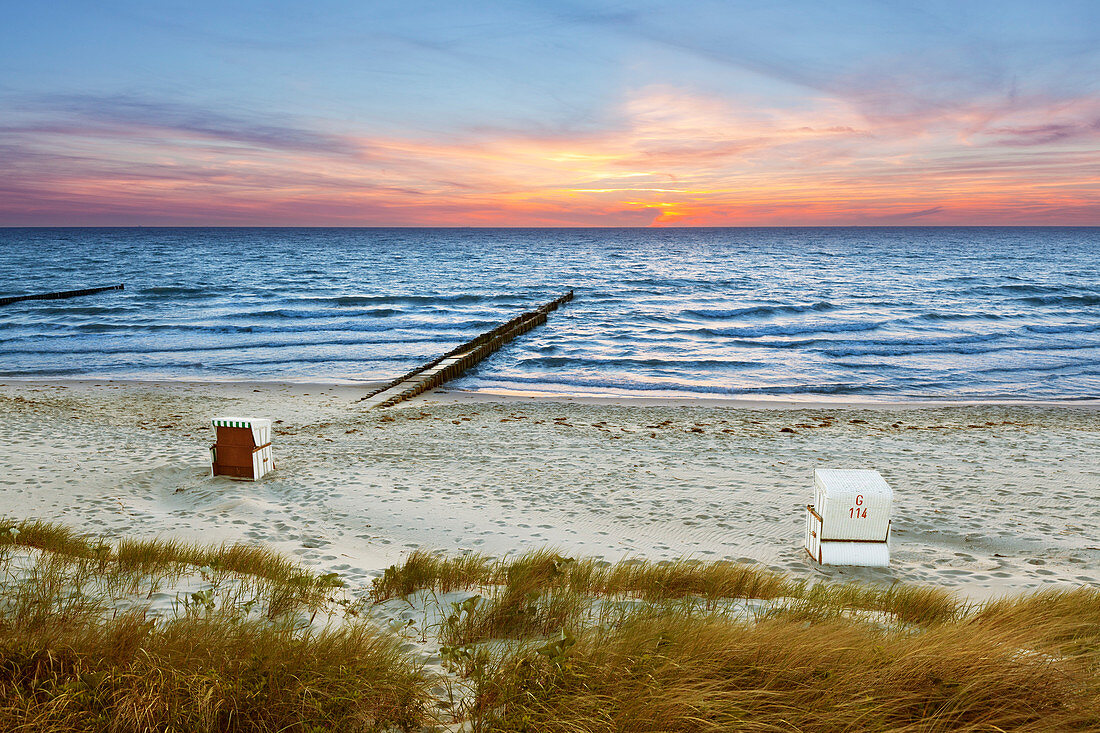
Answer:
(210, 417, 274, 480)
(805, 468, 892, 566)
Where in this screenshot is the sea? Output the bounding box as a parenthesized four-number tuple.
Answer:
(0, 227, 1097, 402)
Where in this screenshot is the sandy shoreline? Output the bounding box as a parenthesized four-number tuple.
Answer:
(1, 379, 1098, 601)
(7, 377, 1100, 410)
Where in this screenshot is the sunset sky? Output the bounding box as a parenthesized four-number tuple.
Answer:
(2, 1, 1099, 226)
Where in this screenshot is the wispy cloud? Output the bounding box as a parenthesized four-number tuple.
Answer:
(2, 85, 1099, 225)
(987, 119, 1100, 146)
(6, 94, 362, 156)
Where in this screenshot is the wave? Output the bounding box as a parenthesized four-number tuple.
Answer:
(822, 340, 1100, 359)
(212, 354, 428, 368)
(972, 361, 1097, 376)
(684, 301, 835, 319)
(705, 330, 1015, 352)
(962, 283, 1070, 296)
(1017, 294, 1100, 307)
(691, 320, 887, 339)
(517, 356, 764, 370)
(72, 323, 262, 334)
(14, 304, 137, 315)
(142, 286, 211, 296)
(472, 374, 885, 396)
(246, 306, 404, 318)
(916, 311, 1009, 322)
(68, 317, 494, 335)
(2, 320, 492, 340)
(331, 294, 506, 306)
(0, 367, 87, 377)
(1023, 323, 1100, 335)
(679, 328, 1099, 354)
(246, 308, 370, 319)
(616, 278, 750, 294)
(235, 308, 501, 327)
(471, 372, 1099, 400)
(0, 333, 472, 357)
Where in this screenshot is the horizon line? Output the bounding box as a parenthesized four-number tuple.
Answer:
(3, 224, 1099, 230)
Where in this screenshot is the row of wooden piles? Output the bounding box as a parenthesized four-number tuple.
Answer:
(0, 284, 124, 307)
(360, 290, 574, 409)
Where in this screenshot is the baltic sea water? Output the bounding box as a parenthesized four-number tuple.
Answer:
(1, 227, 1097, 401)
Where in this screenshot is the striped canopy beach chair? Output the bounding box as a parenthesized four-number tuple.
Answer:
(210, 417, 274, 480)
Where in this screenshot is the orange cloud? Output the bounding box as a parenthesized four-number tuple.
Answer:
(3, 87, 1099, 225)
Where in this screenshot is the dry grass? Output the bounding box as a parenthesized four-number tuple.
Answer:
(373, 549, 796, 604)
(370, 549, 493, 601)
(0, 518, 316, 588)
(595, 556, 794, 603)
(775, 578, 967, 626)
(0, 519, 434, 731)
(971, 586, 1100, 659)
(0, 518, 341, 619)
(441, 586, 586, 649)
(0, 615, 432, 732)
(375, 549, 965, 632)
(476, 611, 1098, 732)
(0, 520, 96, 558)
(377, 549, 1098, 731)
(4, 521, 1097, 731)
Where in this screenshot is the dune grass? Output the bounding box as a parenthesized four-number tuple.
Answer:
(373, 548, 966, 631)
(375, 548, 1096, 731)
(0, 518, 346, 620)
(971, 585, 1100, 659)
(0, 519, 433, 731)
(473, 610, 1098, 732)
(0, 614, 431, 732)
(3, 520, 1097, 731)
(0, 519, 96, 558)
(370, 549, 493, 601)
(1, 518, 316, 586)
(371, 549, 796, 604)
(776, 577, 967, 626)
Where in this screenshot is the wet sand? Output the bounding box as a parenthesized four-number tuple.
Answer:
(1, 379, 1097, 600)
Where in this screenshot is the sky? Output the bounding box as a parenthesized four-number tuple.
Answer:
(2, 0, 1099, 226)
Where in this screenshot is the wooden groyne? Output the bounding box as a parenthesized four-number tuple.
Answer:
(0, 284, 124, 307)
(359, 290, 574, 408)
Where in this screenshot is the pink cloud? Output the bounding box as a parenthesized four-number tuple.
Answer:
(2, 88, 1099, 225)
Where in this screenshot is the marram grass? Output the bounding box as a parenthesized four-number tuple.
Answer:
(0, 519, 433, 731)
(2, 520, 1098, 731)
(0, 616, 431, 732)
(1, 518, 315, 586)
(374, 548, 966, 628)
(378, 547, 1097, 731)
(475, 611, 1098, 732)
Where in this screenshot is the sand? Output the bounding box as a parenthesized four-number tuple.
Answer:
(0, 379, 1098, 601)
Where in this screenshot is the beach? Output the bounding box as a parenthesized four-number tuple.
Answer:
(5, 1, 1100, 722)
(3, 379, 1097, 601)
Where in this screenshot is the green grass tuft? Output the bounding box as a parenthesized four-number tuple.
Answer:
(370, 550, 492, 601)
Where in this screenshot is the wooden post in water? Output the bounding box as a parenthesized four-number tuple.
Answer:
(358, 290, 574, 408)
(0, 284, 125, 307)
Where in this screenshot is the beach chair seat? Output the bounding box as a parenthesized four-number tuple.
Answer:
(805, 468, 892, 567)
(210, 417, 274, 480)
